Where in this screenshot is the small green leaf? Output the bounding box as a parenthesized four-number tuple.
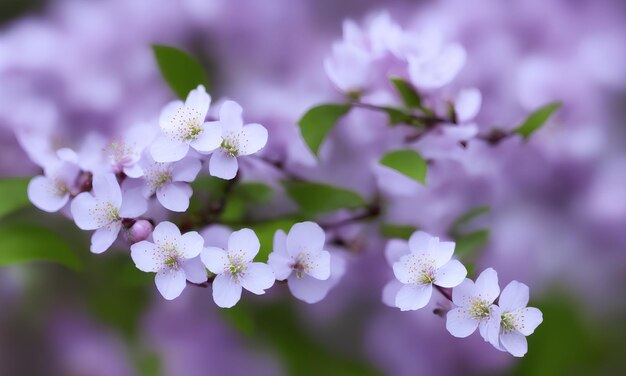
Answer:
(232, 182, 273, 204)
(379, 106, 418, 125)
(380, 149, 428, 184)
(454, 229, 489, 259)
(298, 104, 352, 156)
(283, 181, 367, 215)
(152, 44, 209, 99)
(451, 206, 490, 235)
(380, 224, 417, 240)
(390, 77, 422, 108)
(0, 222, 81, 270)
(514, 102, 562, 139)
(0, 177, 30, 218)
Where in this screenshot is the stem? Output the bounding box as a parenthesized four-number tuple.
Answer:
(434, 285, 453, 302)
(319, 204, 381, 230)
(253, 155, 305, 181)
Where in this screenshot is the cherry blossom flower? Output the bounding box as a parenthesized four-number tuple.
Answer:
(381, 239, 410, 307)
(70, 173, 147, 253)
(201, 228, 274, 308)
(130, 221, 206, 300)
(391, 231, 467, 311)
(28, 159, 80, 212)
(105, 122, 157, 177)
(446, 268, 500, 341)
(488, 281, 543, 357)
(408, 43, 466, 90)
(150, 85, 222, 163)
(268, 222, 339, 304)
(208, 101, 268, 180)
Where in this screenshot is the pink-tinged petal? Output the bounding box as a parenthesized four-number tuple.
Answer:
(184, 84, 211, 120)
(286, 221, 325, 258)
(384, 239, 410, 266)
(268, 250, 292, 281)
(382, 280, 403, 307)
(474, 268, 500, 303)
(455, 88, 482, 123)
(446, 308, 479, 338)
(152, 221, 182, 247)
(392, 254, 418, 284)
(179, 231, 204, 259)
(150, 135, 189, 163)
(190, 121, 222, 153)
(90, 222, 121, 254)
(431, 240, 455, 268)
(305, 250, 331, 281)
(499, 281, 530, 311)
(219, 100, 243, 132)
(288, 273, 328, 304)
(156, 182, 192, 212)
(480, 311, 502, 348)
(70, 193, 100, 230)
(500, 331, 528, 357)
(435, 260, 467, 288)
(130, 241, 161, 272)
(395, 283, 433, 311)
(182, 257, 208, 284)
(123, 163, 143, 178)
(92, 173, 122, 208)
(155, 269, 186, 300)
(159, 100, 184, 130)
(408, 231, 434, 254)
(209, 152, 238, 180)
(171, 157, 202, 182)
(238, 123, 268, 156)
(201, 247, 229, 274)
(28, 176, 69, 212)
(241, 262, 275, 295)
(451, 278, 476, 307)
(212, 273, 243, 308)
(228, 228, 260, 262)
(517, 307, 543, 336)
(119, 186, 147, 218)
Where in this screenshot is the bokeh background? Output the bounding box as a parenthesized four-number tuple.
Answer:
(1, 0, 625, 375)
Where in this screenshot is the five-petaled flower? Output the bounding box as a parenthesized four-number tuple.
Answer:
(130, 221, 207, 300)
(201, 228, 275, 308)
(28, 159, 80, 213)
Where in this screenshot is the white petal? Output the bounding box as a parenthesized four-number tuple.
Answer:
(408, 231, 434, 253)
(182, 257, 208, 284)
(171, 157, 202, 182)
(500, 331, 528, 357)
(446, 308, 479, 338)
(130, 241, 161, 272)
(409, 43, 466, 89)
(395, 283, 433, 311)
(179, 231, 204, 259)
(209, 152, 238, 180)
(119, 186, 147, 218)
(499, 281, 530, 311)
(304, 250, 331, 281)
(155, 268, 187, 300)
(200, 247, 229, 274)
(150, 135, 189, 163)
(474, 267, 500, 303)
(382, 279, 403, 307)
(92, 173, 122, 208)
(123, 163, 144, 178)
(90, 222, 121, 254)
(431, 241, 455, 268)
(241, 262, 275, 295)
(156, 182, 192, 212)
(455, 88, 482, 123)
(393, 253, 418, 284)
(238, 123, 268, 156)
(273, 229, 288, 255)
(517, 307, 543, 336)
(384, 239, 410, 266)
(267, 238, 292, 281)
(228, 228, 260, 262)
(286, 221, 325, 258)
(288, 273, 329, 304)
(28, 176, 69, 212)
(212, 273, 243, 308)
(451, 278, 476, 307)
(190, 122, 222, 153)
(159, 100, 184, 130)
(219, 100, 243, 132)
(152, 221, 182, 247)
(70, 193, 100, 230)
(480, 312, 502, 347)
(184, 84, 211, 120)
(435, 259, 467, 288)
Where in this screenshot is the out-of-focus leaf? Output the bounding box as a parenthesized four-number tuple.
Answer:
(379, 106, 420, 126)
(0, 177, 30, 218)
(454, 229, 489, 259)
(283, 181, 367, 215)
(0, 222, 80, 270)
(152, 44, 209, 99)
(514, 102, 562, 140)
(380, 224, 417, 240)
(298, 104, 351, 156)
(232, 182, 273, 204)
(379, 149, 427, 184)
(450, 206, 490, 234)
(248, 217, 301, 261)
(219, 196, 247, 223)
(390, 77, 422, 108)
(220, 305, 256, 336)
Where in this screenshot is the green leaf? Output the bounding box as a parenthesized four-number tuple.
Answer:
(232, 182, 273, 204)
(454, 229, 489, 259)
(152, 44, 209, 99)
(283, 181, 367, 215)
(379, 149, 428, 184)
(0, 222, 80, 270)
(379, 106, 418, 125)
(298, 104, 351, 156)
(514, 102, 562, 139)
(450, 206, 490, 234)
(0, 177, 30, 218)
(380, 224, 417, 240)
(390, 77, 422, 108)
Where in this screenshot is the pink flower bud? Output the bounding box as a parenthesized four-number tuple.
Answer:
(127, 220, 153, 243)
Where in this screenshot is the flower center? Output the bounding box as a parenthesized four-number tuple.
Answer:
(501, 311, 520, 333)
(291, 252, 313, 279)
(415, 256, 437, 285)
(227, 253, 248, 281)
(145, 163, 173, 190)
(52, 178, 70, 196)
(90, 201, 120, 226)
(160, 244, 183, 270)
(106, 141, 133, 164)
(467, 298, 492, 320)
(168, 106, 204, 141)
(221, 132, 241, 157)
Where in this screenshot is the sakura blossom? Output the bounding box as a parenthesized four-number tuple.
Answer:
(27, 159, 80, 213)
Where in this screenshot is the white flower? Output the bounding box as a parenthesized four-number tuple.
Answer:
(408, 43, 466, 90)
(106, 122, 158, 177)
(201, 228, 275, 308)
(208, 101, 268, 180)
(488, 281, 543, 357)
(130, 221, 206, 300)
(446, 268, 500, 340)
(381, 238, 410, 307)
(268, 222, 344, 304)
(391, 231, 467, 311)
(70, 173, 147, 253)
(150, 85, 222, 163)
(28, 160, 80, 213)
(138, 152, 201, 212)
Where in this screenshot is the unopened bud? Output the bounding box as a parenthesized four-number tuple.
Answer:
(127, 219, 153, 243)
